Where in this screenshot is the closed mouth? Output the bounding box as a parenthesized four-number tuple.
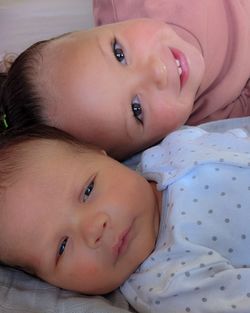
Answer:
(112, 225, 132, 262)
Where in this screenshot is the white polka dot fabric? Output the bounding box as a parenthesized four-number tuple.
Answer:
(121, 124, 250, 313)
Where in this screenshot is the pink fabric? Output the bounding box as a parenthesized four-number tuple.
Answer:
(93, 0, 250, 124)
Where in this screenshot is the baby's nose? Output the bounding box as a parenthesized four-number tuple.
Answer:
(82, 212, 109, 249)
(146, 55, 168, 90)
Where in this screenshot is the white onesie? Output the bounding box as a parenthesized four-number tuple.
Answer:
(121, 122, 250, 313)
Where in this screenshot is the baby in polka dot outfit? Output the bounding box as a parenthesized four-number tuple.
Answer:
(1, 118, 250, 313)
(121, 118, 250, 312)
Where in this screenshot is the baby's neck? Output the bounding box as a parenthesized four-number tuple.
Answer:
(149, 181, 162, 237)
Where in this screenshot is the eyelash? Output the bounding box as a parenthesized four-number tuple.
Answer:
(82, 179, 95, 202)
(58, 237, 68, 259)
(131, 96, 143, 124)
(113, 38, 127, 65)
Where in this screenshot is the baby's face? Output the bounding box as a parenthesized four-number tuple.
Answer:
(1, 140, 161, 294)
(41, 18, 205, 159)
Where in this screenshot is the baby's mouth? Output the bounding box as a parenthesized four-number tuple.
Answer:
(170, 48, 189, 88)
(112, 225, 132, 262)
(175, 58, 183, 76)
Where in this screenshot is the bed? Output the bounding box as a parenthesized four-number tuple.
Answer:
(1, 1, 250, 312)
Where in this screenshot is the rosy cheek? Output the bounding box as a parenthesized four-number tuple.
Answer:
(86, 263, 99, 275)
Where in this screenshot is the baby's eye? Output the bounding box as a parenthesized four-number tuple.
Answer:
(131, 96, 143, 124)
(83, 180, 95, 202)
(58, 237, 68, 257)
(113, 39, 127, 65)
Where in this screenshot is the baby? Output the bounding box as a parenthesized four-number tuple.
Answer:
(0, 0, 249, 160)
(1, 118, 250, 313)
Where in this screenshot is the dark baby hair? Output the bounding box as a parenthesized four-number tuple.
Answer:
(0, 38, 56, 133)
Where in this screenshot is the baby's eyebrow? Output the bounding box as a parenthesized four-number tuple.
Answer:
(96, 35, 109, 61)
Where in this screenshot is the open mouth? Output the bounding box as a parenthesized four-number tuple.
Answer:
(175, 58, 183, 76)
(170, 48, 189, 88)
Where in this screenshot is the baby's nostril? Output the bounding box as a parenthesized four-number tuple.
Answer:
(95, 237, 101, 243)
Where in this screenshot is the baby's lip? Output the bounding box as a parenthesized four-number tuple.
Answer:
(170, 48, 189, 89)
(112, 225, 132, 262)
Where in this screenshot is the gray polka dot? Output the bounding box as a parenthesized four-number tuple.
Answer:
(181, 261, 186, 265)
(225, 218, 230, 223)
(246, 293, 250, 297)
(221, 192, 226, 196)
(149, 288, 154, 292)
(208, 251, 213, 255)
(180, 187, 184, 191)
(228, 248, 234, 253)
(185, 308, 191, 312)
(219, 158, 224, 162)
(181, 211, 186, 215)
(185, 237, 189, 241)
(193, 198, 198, 202)
(186, 250, 191, 253)
(231, 304, 237, 309)
(208, 209, 213, 214)
(157, 273, 161, 278)
(241, 234, 246, 240)
(197, 220, 202, 225)
(137, 285, 141, 290)
(202, 298, 207, 302)
(237, 204, 242, 208)
(192, 175, 196, 179)
(215, 167, 220, 171)
(155, 300, 160, 305)
(200, 264, 205, 268)
(167, 257, 171, 262)
(237, 274, 241, 280)
(194, 287, 200, 291)
(168, 247, 171, 252)
(232, 176, 237, 181)
(150, 257, 155, 261)
(171, 273, 175, 277)
(204, 185, 209, 189)
(194, 161, 198, 165)
(212, 236, 217, 241)
(220, 286, 225, 291)
(134, 296, 138, 302)
(208, 267, 213, 271)
(227, 146, 232, 150)
(185, 271, 191, 277)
